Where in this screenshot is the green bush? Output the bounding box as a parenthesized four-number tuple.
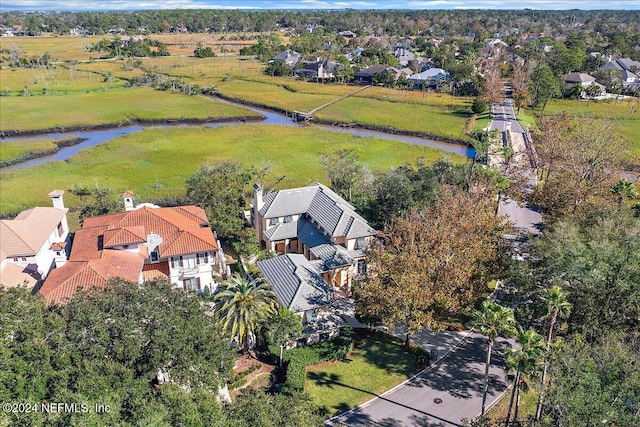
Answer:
(279, 326, 355, 392)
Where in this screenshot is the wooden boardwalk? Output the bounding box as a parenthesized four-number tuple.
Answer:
(294, 85, 371, 121)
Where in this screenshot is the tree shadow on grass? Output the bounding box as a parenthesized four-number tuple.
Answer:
(311, 371, 463, 427)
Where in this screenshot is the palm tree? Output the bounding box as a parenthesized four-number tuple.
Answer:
(535, 285, 571, 421)
(610, 180, 638, 208)
(569, 83, 583, 107)
(214, 273, 277, 353)
(472, 300, 517, 416)
(504, 327, 546, 426)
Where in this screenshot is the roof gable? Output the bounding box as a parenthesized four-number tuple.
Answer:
(0, 207, 68, 257)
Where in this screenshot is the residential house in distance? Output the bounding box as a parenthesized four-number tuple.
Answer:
(0, 191, 70, 289)
(38, 192, 227, 305)
(598, 57, 640, 90)
(354, 64, 392, 84)
(294, 58, 336, 80)
(393, 46, 416, 67)
(563, 72, 605, 97)
(252, 182, 376, 294)
(271, 49, 302, 67)
(408, 68, 450, 89)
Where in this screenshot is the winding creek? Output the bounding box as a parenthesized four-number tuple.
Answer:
(1, 98, 475, 172)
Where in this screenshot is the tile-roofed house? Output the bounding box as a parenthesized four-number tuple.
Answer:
(38, 192, 227, 305)
(563, 72, 605, 97)
(0, 191, 70, 289)
(253, 183, 376, 294)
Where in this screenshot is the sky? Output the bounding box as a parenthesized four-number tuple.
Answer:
(1, 1, 639, 12)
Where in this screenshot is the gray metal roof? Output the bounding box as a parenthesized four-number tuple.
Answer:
(257, 254, 332, 313)
(264, 220, 298, 241)
(260, 183, 376, 240)
(309, 244, 354, 272)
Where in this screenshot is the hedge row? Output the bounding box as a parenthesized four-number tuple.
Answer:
(278, 326, 355, 392)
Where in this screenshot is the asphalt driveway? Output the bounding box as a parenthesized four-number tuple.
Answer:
(326, 333, 511, 427)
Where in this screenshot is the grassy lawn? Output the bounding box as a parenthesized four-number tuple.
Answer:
(0, 124, 464, 215)
(487, 384, 538, 425)
(0, 87, 260, 133)
(306, 330, 417, 418)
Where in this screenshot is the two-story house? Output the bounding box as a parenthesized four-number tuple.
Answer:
(0, 190, 70, 289)
(39, 192, 226, 304)
(252, 182, 376, 295)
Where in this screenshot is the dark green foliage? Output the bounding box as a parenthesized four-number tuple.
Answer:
(279, 326, 355, 392)
(193, 42, 215, 58)
(471, 97, 489, 114)
(0, 280, 236, 426)
(264, 60, 293, 77)
(225, 389, 323, 427)
(89, 37, 169, 58)
(544, 333, 640, 426)
(186, 161, 258, 238)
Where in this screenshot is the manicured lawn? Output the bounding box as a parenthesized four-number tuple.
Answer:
(0, 87, 260, 133)
(0, 124, 464, 215)
(306, 330, 417, 418)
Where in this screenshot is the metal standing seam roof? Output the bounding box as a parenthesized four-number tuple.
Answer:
(257, 254, 332, 313)
(261, 183, 376, 240)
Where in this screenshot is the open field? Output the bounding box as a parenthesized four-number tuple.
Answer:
(538, 97, 640, 152)
(0, 87, 260, 133)
(0, 124, 464, 215)
(0, 64, 125, 95)
(306, 331, 416, 418)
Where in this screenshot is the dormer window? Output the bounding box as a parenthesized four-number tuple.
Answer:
(284, 215, 293, 223)
(270, 217, 280, 226)
(150, 249, 159, 262)
(356, 237, 367, 250)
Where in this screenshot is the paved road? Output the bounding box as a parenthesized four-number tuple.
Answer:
(326, 334, 511, 427)
(490, 99, 525, 134)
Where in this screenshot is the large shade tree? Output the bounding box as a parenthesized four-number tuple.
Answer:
(356, 186, 508, 348)
(215, 274, 277, 352)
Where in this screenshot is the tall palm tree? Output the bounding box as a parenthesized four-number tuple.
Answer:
(214, 273, 277, 353)
(472, 300, 517, 416)
(504, 327, 546, 427)
(535, 285, 571, 421)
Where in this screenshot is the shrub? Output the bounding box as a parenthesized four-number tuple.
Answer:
(278, 326, 355, 392)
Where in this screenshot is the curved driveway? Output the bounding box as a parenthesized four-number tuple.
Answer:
(326, 333, 510, 427)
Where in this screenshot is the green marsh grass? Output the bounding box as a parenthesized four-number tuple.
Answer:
(0, 87, 260, 133)
(0, 124, 464, 215)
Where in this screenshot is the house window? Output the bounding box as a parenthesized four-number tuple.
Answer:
(171, 256, 183, 269)
(21, 257, 27, 262)
(284, 215, 293, 223)
(57, 222, 64, 237)
(150, 249, 159, 262)
(356, 237, 367, 250)
(183, 277, 201, 292)
(270, 217, 280, 226)
(197, 252, 209, 264)
(357, 259, 367, 276)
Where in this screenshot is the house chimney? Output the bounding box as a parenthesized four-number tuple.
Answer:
(48, 190, 65, 209)
(253, 183, 264, 213)
(123, 191, 135, 211)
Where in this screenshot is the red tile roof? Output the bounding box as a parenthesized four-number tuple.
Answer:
(39, 205, 217, 305)
(39, 251, 144, 305)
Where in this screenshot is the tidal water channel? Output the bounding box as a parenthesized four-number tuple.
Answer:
(1, 99, 475, 172)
